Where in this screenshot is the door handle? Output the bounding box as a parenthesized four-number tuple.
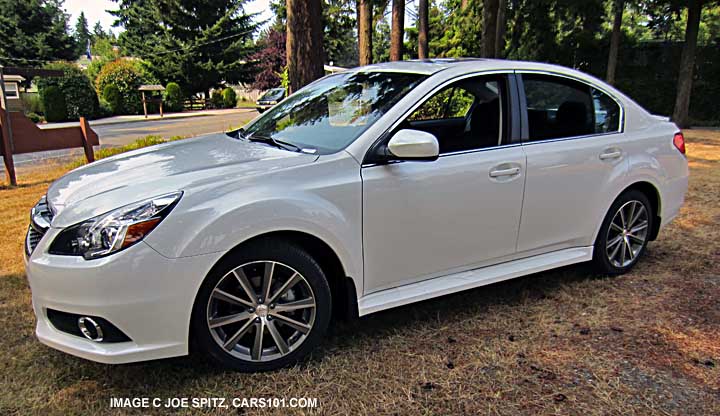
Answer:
(599, 150, 622, 160)
(489, 167, 520, 177)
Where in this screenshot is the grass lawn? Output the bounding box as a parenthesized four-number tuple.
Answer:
(0, 131, 718, 415)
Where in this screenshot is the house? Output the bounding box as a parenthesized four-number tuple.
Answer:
(1, 74, 25, 111)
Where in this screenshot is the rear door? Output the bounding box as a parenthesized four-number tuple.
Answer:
(516, 72, 627, 256)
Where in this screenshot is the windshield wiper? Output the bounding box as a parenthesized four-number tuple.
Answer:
(246, 134, 306, 153)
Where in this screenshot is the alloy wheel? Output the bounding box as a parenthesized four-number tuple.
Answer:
(605, 200, 649, 268)
(206, 261, 317, 362)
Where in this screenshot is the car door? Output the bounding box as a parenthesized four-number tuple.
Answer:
(361, 74, 527, 294)
(516, 72, 628, 256)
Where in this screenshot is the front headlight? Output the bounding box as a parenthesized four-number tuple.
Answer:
(49, 192, 182, 259)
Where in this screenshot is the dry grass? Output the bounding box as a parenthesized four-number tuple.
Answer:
(0, 131, 719, 415)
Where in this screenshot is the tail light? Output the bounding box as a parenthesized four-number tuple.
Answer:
(673, 132, 686, 155)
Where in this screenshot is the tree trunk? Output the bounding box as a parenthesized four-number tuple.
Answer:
(672, 0, 702, 128)
(606, 0, 624, 85)
(358, 0, 373, 65)
(461, 0, 468, 9)
(482, 0, 499, 58)
(418, 0, 429, 59)
(390, 0, 405, 61)
(286, 0, 325, 93)
(495, 0, 507, 58)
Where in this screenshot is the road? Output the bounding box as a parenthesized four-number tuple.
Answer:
(11, 109, 259, 167)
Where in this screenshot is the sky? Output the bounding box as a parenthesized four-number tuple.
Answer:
(63, 0, 275, 36)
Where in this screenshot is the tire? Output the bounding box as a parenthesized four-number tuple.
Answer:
(592, 190, 654, 275)
(191, 239, 332, 372)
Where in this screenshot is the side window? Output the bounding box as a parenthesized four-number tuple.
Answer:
(404, 76, 508, 154)
(523, 75, 594, 141)
(592, 88, 621, 133)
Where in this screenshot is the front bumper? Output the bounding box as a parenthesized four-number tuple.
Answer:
(25, 227, 222, 364)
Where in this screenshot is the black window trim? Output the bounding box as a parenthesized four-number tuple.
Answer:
(515, 70, 625, 146)
(362, 70, 523, 166)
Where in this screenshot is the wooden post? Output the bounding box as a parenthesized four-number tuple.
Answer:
(0, 108, 17, 186)
(79, 117, 95, 163)
(159, 99, 163, 117)
(141, 91, 148, 118)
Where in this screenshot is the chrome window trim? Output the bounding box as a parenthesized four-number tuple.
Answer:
(362, 69, 515, 166)
(362, 142, 524, 168)
(515, 69, 625, 140)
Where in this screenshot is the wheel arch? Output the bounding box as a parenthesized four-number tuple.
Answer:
(620, 181, 662, 241)
(195, 230, 359, 327)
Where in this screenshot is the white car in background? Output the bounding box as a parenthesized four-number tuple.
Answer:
(25, 59, 688, 372)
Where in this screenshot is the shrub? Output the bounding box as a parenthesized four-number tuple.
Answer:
(210, 90, 224, 109)
(40, 85, 67, 122)
(222, 87, 237, 109)
(164, 82, 184, 112)
(36, 62, 100, 121)
(20, 93, 42, 114)
(95, 59, 156, 115)
(102, 84, 122, 114)
(25, 112, 44, 123)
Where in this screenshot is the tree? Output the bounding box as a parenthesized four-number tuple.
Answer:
(358, 0, 373, 65)
(93, 21, 109, 40)
(248, 29, 286, 90)
(324, 0, 358, 67)
(112, 0, 257, 98)
(373, 18, 391, 62)
(390, 0, 404, 61)
(495, 0, 507, 57)
(606, 0, 625, 85)
(0, 0, 77, 65)
(74, 11, 91, 57)
(672, 0, 704, 127)
(286, 0, 325, 93)
(482, 0, 499, 57)
(418, 0, 429, 58)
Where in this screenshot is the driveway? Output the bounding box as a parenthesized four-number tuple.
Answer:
(11, 108, 259, 166)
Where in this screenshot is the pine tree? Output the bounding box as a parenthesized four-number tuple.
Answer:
(111, 0, 257, 97)
(75, 11, 91, 57)
(0, 0, 77, 65)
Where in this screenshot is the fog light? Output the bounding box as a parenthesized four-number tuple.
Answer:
(78, 317, 104, 342)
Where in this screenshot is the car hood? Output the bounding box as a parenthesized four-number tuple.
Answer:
(47, 133, 318, 227)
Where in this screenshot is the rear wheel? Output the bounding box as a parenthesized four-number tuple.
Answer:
(192, 240, 331, 371)
(593, 190, 653, 275)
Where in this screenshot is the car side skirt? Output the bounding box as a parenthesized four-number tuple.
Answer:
(357, 246, 593, 316)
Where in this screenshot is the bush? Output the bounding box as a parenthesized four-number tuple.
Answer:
(210, 90, 224, 109)
(222, 87, 237, 109)
(25, 112, 44, 123)
(36, 62, 100, 121)
(102, 84, 122, 114)
(20, 93, 42, 114)
(164, 82, 184, 112)
(40, 85, 67, 122)
(95, 59, 156, 115)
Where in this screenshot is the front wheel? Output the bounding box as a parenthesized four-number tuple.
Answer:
(192, 240, 332, 372)
(592, 190, 653, 275)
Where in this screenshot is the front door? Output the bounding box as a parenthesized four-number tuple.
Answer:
(361, 74, 527, 293)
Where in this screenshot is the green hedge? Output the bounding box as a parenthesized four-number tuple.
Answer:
(95, 59, 156, 115)
(36, 62, 99, 121)
(40, 85, 67, 122)
(164, 82, 184, 112)
(222, 87, 237, 109)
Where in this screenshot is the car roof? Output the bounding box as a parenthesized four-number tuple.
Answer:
(349, 58, 584, 77)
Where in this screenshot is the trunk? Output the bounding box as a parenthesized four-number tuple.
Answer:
(482, 0, 499, 58)
(606, 0, 624, 85)
(495, 0, 507, 58)
(418, 0, 429, 59)
(672, 0, 702, 128)
(358, 0, 373, 65)
(286, 0, 325, 93)
(390, 0, 405, 61)
(461, 0, 468, 9)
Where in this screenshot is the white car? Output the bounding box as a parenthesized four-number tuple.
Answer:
(25, 59, 688, 372)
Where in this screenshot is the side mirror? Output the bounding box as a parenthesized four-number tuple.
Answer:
(386, 129, 439, 161)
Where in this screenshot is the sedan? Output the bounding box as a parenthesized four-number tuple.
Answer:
(25, 59, 688, 371)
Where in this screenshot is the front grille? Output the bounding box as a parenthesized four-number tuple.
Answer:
(26, 227, 44, 255)
(25, 196, 53, 256)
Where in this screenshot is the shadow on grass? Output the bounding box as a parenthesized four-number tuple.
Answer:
(28, 261, 609, 392)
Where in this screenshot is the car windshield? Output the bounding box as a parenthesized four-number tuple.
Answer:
(240, 71, 427, 154)
(259, 88, 285, 101)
